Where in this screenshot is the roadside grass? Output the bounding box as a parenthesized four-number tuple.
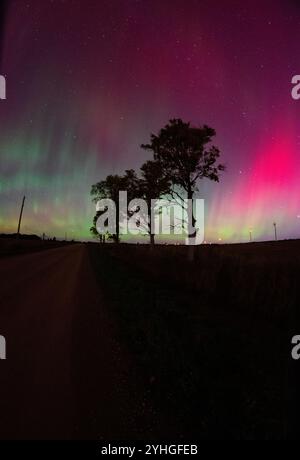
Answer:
(88, 243, 290, 439)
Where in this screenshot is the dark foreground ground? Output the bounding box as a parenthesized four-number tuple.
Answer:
(0, 236, 73, 258)
(0, 240, 299, 439)
(0, 244, 159, 440)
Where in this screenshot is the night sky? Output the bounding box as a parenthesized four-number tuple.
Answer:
(0, 0, 300, 242)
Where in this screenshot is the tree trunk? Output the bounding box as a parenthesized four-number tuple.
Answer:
(150, 233, 155, 246)
(116, 203, 120, 243)
(148, 201, 155, 247)
(187, 185, 196, 262)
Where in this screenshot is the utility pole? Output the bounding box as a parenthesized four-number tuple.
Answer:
(273, 222, 277, 241)
(249, 228, 253, 242)
(17, 196, 26, 236)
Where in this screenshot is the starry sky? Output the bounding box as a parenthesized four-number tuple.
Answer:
(0, 0, 300, 242)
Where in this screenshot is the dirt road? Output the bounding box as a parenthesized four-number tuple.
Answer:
(0, 244, 154, 440)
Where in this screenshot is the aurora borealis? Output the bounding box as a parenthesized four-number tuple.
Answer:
(1, 0, 300, 242)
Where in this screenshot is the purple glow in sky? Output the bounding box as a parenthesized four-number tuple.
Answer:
(0, 0, 300, 242)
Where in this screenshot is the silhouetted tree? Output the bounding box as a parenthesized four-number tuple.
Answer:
(138, 160, 171, 245)
(90, 211, 107, 243)
(91, 170, 138, 243)
(142, 119, 225, 256)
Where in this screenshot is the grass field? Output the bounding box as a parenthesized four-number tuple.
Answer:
(88, 241, 300, 439)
